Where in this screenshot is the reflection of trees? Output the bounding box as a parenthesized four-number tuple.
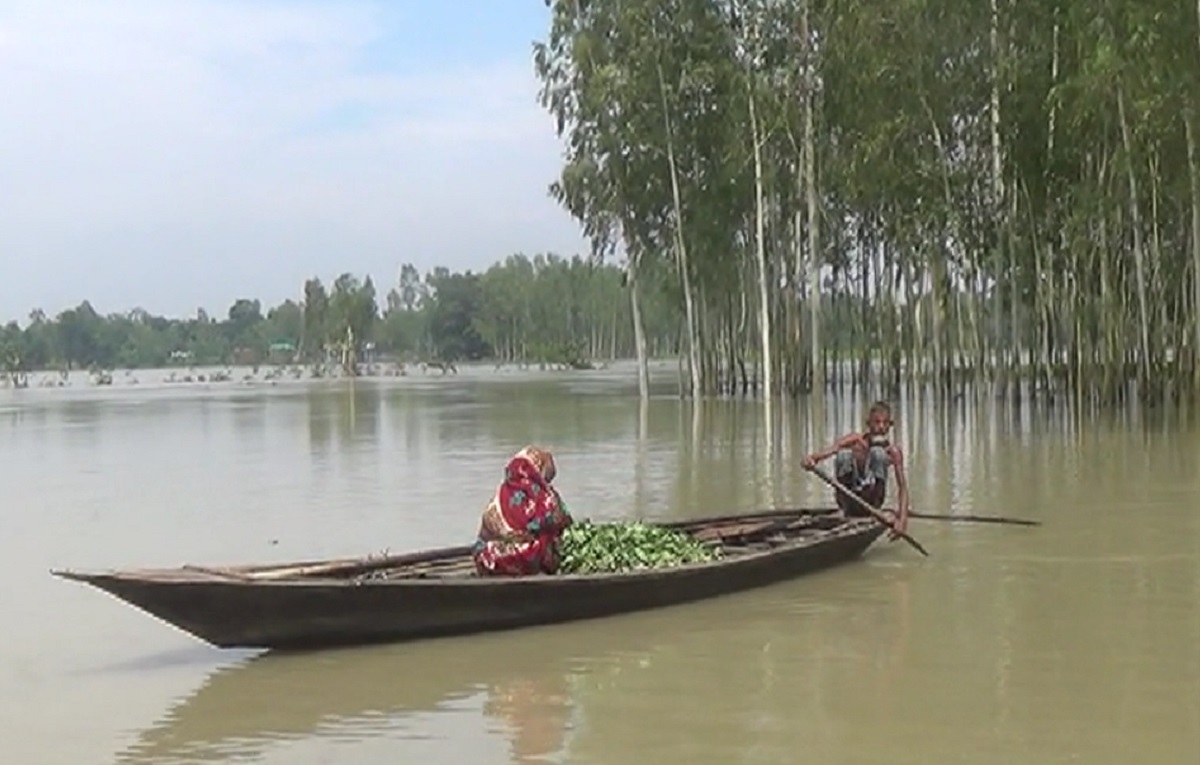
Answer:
(431, 379, 641, 448)
(306, 383, 382, 456)
(306, 387, 333, 455)
(668, 399, 834, 523)
(229, 393, 267, 455)
(373, 376, 678, 522)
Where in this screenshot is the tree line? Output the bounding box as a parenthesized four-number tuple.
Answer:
(533, 0, 1200, 404)
(0, 254, 682, 376)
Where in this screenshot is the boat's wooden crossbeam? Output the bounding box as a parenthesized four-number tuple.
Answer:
(347, 512, 850, 582)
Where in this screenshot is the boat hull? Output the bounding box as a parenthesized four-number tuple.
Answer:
(54, 511, 885, 651)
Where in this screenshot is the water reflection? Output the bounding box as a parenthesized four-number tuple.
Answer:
(112, 579, 915, 765)
(306, 383, 383, 456)
(632, 397, 650, 519)
(111, 633, 565, 765)
(306, 387, 334, 453)
(111, 623, 611, 765)
(483, 670, 573, 765)
(418, 377, 640, 450)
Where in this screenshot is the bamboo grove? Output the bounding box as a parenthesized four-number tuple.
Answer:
(533, 0, 1200, 404)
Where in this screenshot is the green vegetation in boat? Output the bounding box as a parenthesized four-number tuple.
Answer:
(557, 520, 723, 575)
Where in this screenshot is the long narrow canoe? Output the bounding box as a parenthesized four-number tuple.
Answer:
(52, 508, 885, 651)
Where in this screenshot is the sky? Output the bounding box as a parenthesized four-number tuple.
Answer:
(0, 0, 590, 325)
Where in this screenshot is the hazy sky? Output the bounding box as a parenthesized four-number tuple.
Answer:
(0, 0, 589, 325)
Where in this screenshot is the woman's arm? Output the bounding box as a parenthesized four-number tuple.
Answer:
(527, 489, 573, 535)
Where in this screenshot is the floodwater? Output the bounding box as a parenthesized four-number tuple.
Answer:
(1, 361, 1197, 765)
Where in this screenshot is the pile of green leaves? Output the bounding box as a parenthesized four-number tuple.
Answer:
(557, 519, 723, 574)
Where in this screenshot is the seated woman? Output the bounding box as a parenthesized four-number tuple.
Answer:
(472, 445, 574, 576)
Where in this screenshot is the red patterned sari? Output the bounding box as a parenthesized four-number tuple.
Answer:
(472, 447, 574, 576)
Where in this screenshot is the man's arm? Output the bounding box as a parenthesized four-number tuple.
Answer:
(803, 433, 859, 468)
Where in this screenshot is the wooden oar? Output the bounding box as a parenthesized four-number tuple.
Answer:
(794, 506, 1041, 527)
(908, 511, 1041, 527)
(804, 465, 931, 558)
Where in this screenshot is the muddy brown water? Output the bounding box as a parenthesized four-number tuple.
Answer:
(2, 361, 1196, 764)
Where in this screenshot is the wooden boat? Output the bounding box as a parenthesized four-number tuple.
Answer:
(51, 508, 885, 651)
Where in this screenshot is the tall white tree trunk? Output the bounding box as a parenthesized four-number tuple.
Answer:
(1047, 18, 1059, 161)
(627, 252, 650, 399)
(990, 0, 1004, 205)
(1117, 88, 1153, 388)
(1185, 111, 1200, 386)
(657, 62, 702, 399)
(990, 0, 1009, 377)
(800, 2, 821, 395)
(1190, 0, 1200, 385)
(749, 85, 773, 401)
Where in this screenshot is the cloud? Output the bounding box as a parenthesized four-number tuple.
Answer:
(0, 0, 585, 321)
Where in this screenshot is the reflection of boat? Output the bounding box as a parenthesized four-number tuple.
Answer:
(113, 597, 792, 765)
(53, 509, 885, 650)
(113, 628, 581, 765)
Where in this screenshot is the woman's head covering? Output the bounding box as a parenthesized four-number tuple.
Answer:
(513, 445, 556, 483)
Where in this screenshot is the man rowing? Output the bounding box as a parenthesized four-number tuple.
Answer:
(802, 400, 910, 540)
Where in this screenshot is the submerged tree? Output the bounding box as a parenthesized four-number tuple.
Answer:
(533, 0, 1200, 405)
